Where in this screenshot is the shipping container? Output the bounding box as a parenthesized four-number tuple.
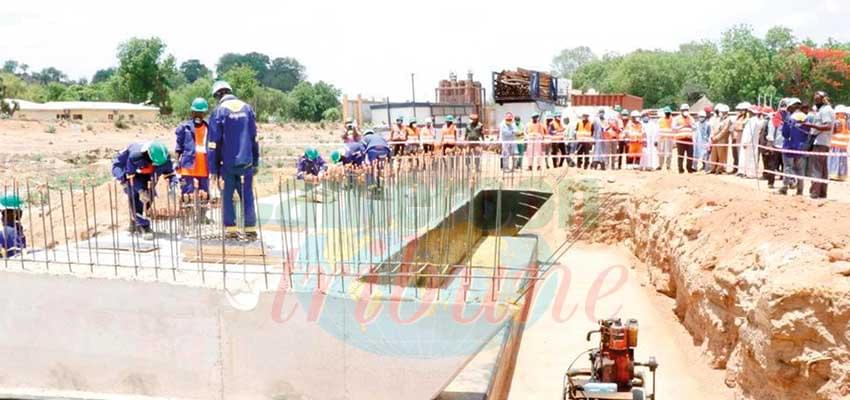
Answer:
(570, 94, 644, 111)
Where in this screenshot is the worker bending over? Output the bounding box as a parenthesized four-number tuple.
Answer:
(362, 129, 392, 189)
(297, 148, 327, 180)
(111, 141, 177, 240)
(0, 194, 26, 258)
(208, 80, 259, 241)
(175, 98, 210, 203)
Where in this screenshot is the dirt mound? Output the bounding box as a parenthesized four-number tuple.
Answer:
(567, 171, 850, 400)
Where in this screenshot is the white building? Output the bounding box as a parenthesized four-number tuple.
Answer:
(7, 99, 160, 122)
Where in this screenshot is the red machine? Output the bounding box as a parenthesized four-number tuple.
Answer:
(564, 318, 658, 400)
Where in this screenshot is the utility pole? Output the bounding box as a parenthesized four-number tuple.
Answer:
(411, 73, 417, 120)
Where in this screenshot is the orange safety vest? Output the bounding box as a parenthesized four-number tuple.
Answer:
(674, 116, 694, 141)
(421, 127, 435, 143)
(526, 121, 546, 140)
(576, 120, 594, 141)
(604, 119, 622, 140)
(833, 116, 849, 149)
(178, 124, 209, 178)
(391, 125, 406, 141)
(405, 126, 419, 142)
(441, 125, 457, 143)
(658, 117, 674, 139)
(625, 121, 644, 155)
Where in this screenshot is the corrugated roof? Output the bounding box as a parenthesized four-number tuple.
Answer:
(8, 99, 158, 111)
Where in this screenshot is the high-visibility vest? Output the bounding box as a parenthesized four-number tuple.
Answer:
(442, 126, 457, 144)
(674, 116, 694, 141)
(658, 117, 674, 139)
(576, 121, 593, 141)
(405, 126, 419, 142)
(391, 125, 406, 141)
(421, 127, 435, 143)
(604, 119, 622, 140)
(526, 122, 546, 140)
(625, 121, 644, 142)
(833, 116, 849, 149)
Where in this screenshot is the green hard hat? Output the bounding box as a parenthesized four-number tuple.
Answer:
(305, 147, 319, 161)
(146, 141, 168, 166)
(408, 118, 417, 124)
(531, 111, 540, 118)
(330, 148, 344, 164)
(663, 106, 673, 114)
(621, 110, 629, 116)
(544, 112, 553, 119)
(614, 105, 623, 112)
(0, 194, 23, 210)
(190, 97, 209, 113)
(445, 115, 455, 122)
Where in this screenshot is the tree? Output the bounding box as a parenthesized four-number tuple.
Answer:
(710, 25, 774, 104)
(551, 46, 597, 79)
(221, 65, 259, 100)
(44, 82, 67, 101)
(179, 59, 210, 84)
(216, 52, 270, 78)
(116, 37, 176, 109)
(169, 77, 214, 118)
(765, 26, 797, 54)
(34, 67, 67, 84)
(289, 81, 341, 122)
(92, 68, 115, 84)
(2, 60, 18, 74)
(263, 57, 306, 92)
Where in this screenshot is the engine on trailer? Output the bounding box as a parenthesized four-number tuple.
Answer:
(565, 318, 659, 400)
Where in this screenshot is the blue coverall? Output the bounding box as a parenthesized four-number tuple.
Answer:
(360, 134, 391, 186)
(207, 94, 259, 232)
(174, 119, 210, 195)
(340, 142, 367, 166)
(111, 143, 177, 228)
(1, 215, 26, 257)
(296, 156, 327, 179)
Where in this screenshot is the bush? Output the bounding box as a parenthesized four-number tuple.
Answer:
(45, 124, 56, 134)
(322, 107, 341, 122)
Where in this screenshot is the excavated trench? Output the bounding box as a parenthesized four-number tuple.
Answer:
(562, 179, 850, 400)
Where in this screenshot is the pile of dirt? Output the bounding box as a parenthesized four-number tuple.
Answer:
(565, 171, 850, 400)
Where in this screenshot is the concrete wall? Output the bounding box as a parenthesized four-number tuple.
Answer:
(0, 270, 513, 400)
(14, 109, 159, 122)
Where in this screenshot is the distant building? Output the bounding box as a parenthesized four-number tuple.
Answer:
(369, 102, 476, 128)
(7, 99, 160, 122)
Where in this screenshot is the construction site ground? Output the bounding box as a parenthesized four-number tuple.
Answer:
(3, 120, 850, 400)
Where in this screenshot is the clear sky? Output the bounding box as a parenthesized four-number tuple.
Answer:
(2, 0, 846, 102)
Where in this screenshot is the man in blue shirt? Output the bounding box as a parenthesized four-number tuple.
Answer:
(208, 81, 259, 240)
(296, 148, 327, 180)
(360, 129, 391, 189)
(779, 98, 808, 196)
(0, 194, 26, 258)
(111, 141, 178, 240)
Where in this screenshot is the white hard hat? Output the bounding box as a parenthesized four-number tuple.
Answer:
(786, 98, 802, 107)
(679, 103, 690, 111)
(716, 104, 730, 113)
(836, 105, 848, 114)
(630, 110, 640, 117)
(735, 102, 752, 111)
(697, 110, 707, 117)
(211, 80, 232, 96)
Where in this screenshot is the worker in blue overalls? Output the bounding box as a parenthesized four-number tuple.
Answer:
(111, 141, 178, 240)
(296, 148, 327, 180)
(0, 194, 26, 258)
(330, 141, 367, 188)
(207, 80, 259, 241)
(360, 129, 391, 191)
(175, 97, 211, 203)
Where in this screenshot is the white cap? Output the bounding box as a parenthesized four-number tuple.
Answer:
(716, 104, 730, 113)
(735, 102, 752, 111)
(679, 103, 690, 110)
(697, 110, 707, 117)
(836, 105, 848, 114)
(786, 98, 802, 107)
(630, 110, 640, 117)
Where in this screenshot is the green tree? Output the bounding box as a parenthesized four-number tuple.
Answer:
(551, 46, 597, 79)
(179, 59, 210, 84)
(263, 57, 306, 92)
(765, 26, 797, 54)
(322, 107, 341, 122)
(92, 68, 115, 84)
(116, 37, 176, 110)
(221, 65, 259, 100)
(710, 25, 774, 104)
(44, 82, 67, 101)
(169, 77, 214, 119)
(216, 52, 270, 78)
(34, 67, 67, 84)
(2, 60, 19, 74)
(290, 81, 341, 122)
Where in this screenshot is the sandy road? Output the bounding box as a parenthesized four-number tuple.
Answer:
(508, 243, 735, 400)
